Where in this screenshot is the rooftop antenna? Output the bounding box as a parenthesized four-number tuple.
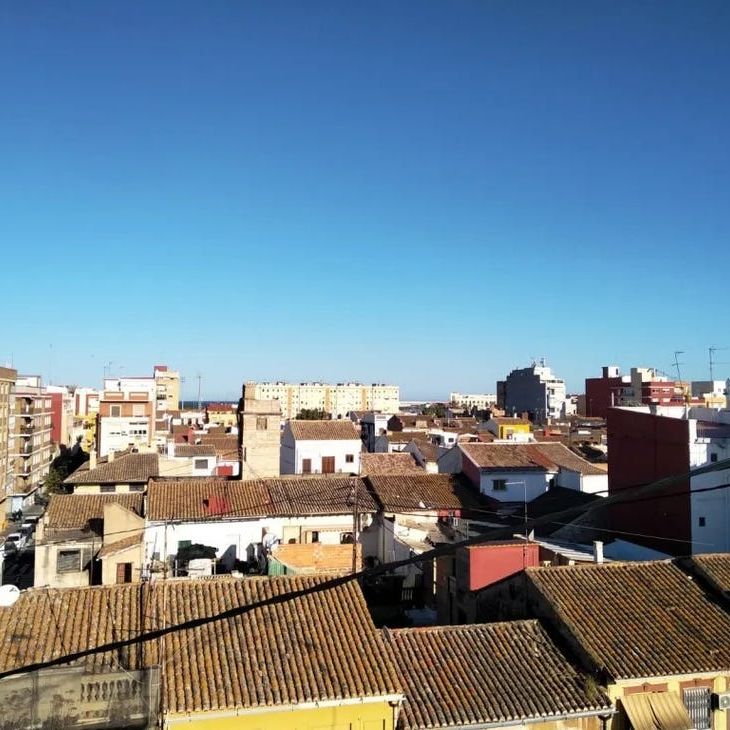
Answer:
(196, 372, 202, 411)
(709, 346, 728, 381)
(673, 351, 684, 384)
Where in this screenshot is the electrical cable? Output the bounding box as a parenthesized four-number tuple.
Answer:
(2, 454, 729, 680)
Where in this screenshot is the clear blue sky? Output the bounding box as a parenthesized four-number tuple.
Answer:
(2, 1, 728, 400)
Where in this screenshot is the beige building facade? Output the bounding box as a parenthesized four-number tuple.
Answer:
(0, 366, 17, 524)
(13, 376, 53, 503)
(239, 389, 280, 479)
(247, 381, 399, 419)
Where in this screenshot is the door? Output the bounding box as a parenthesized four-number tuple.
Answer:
(322, 456, 335, 474)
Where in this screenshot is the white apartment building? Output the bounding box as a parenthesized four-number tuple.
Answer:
(449, 393, 497, 410)
(498, 361, 567, 423)
(246, 381, 399, 420)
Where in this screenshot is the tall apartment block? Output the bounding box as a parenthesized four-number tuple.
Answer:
(497, 361, 567, 424)
(13, 375, 53, 507)
(0, 367, 17, 524)
(245, 381, 400, 420)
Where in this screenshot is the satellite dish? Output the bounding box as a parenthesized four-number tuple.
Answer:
(0, 585, 20, 607)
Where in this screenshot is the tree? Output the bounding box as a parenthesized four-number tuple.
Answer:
(420, 403, 446, 418)
(296, 408, 330, 420)
(43, 467, 68, 494)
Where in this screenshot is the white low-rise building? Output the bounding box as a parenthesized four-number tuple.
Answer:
(281, 420, 362, 475)
(441, 441, 608, 501)
(144, 476, 376, 572)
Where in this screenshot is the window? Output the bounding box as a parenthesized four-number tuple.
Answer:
(302, 458, 312, 474)
(129, 484, 143, 492)
(256, 417, 267, 431)
(194, 459, 208, 470)
(683, 687, 711, 729)
(699, 517, 706, 527)
(100, 484, 115, 493)
(57, 549, 81, 574)
(132, 404, 145, 417)
(492, 479, 507, 491)
(710, 453, 718, 463)
(116, 562, 132, 584)
(309, 531, 320, 544)
(345, 454, 354, 463)
(110, 405, 121, 417)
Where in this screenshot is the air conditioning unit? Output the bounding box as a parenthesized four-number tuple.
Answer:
(713, 692, 730, 711)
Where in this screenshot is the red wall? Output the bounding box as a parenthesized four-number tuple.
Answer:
(607, 408, 690, 556)
(585, 376, 624, 418)
(49, 392, 63, 445)
(466, 542, 540, 591)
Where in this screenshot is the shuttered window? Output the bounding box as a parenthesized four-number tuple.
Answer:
(57, 549, 81, 574)
(683, 688, 711, 729)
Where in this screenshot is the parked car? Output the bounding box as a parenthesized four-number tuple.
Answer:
(3, 532, 26, 554)
(20, 523, 34, 539)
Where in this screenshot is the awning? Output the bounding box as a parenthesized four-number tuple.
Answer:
(620, 693, 692, 730)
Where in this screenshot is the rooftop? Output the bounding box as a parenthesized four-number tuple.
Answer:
(0, 577, 402, 717)
(147, 476, 377, 522)
(526, 561, 730, 679)
(64, 452, 159, 486)
(366, 474, 485, 513)
(288, 420, 360, 441)
(688, 553, 730, 596)
(360, 452, 423, 476)
(44, 493, 145, 531)
(460, 442, 606, 476)
(271, 543, 362, 573)
(384, 621, 611, 730)
(172, 444, 217, 458)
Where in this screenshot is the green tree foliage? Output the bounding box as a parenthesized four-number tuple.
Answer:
(420, 403, 446, 418)
(296, 408, 330, 420)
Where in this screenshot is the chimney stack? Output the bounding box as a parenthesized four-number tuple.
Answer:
(108, 449, 115, 462)
(89, 451, 97, 470)
(593, 540, 604, 564)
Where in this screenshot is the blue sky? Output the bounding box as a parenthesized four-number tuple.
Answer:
(1, 1, 728, 400)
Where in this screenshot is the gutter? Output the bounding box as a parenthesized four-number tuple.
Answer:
(164, 693, 405, 725)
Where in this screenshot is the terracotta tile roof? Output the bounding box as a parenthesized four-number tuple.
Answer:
(460, 442, 605, 476)
(65, 453, 159, 485)
(173, 444, 216, 458)
(271, 543, 362, 573)
(366, 474, 484, 512)
(97, 531, 143, 558)
(45, 493, 145, 531)
(407, 437, 440, 462)
(199, 435, 239, 459)
(206, 403, 237, 412)
(288, 420, 360, 441)
(0, 577, 402, 716)
(385, 621, 611, 730)
(360, 453, 423, 476)
(526, 561, 730, 679)
(688, 553, 730, 595)
(491, 416, 531, 426)
(147, 476, 376, 522)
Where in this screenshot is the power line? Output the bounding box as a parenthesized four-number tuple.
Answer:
(3, 455, 730, 680)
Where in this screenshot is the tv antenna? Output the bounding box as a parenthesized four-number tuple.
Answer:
(673, 351, 684, 383)
(709, 346, 728, 381)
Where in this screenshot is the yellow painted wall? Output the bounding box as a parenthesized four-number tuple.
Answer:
(498, 423, 531, 439)
(166, 699, 397, 729)
(607, 673, 730, 730)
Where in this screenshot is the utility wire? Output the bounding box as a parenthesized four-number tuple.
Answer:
(2, 455, 730, 680)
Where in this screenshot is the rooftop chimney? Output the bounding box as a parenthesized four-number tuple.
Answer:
(593, 540, 604, 564)
(89, 451, 97, 470)
(108, 449, 115, 462)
